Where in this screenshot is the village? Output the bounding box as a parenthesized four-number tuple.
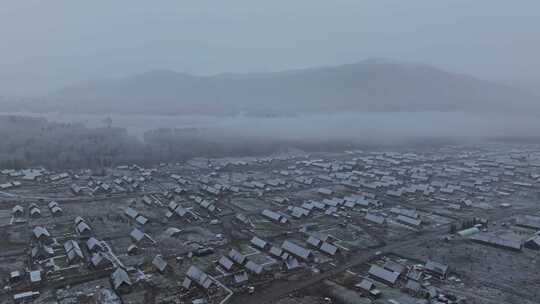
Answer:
(1, 143, 540, 304)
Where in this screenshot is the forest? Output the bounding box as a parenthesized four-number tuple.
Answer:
(0, 115, 146, 169)
(0, 115, 346, 169)
(1, 114, 527, 170)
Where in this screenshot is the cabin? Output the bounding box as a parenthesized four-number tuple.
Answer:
(183, 265, 213, 290)
(130, 228, 155, 246)
(245, 260, 264, 275)
(31, 244, 54, 260)
(86, 237, 105, 253)
(32, 226, 51, 242)
(368, 265, 399, 286)
(111, 268, 132, 293)
(152, 255, 169, 273)
(424, 260, 449, 279)
(76, 221, 92, 237)
(250, 236, 268, 250)
(12, 205, 24, 217)
(64, 240, 84, 264)
(281, 240, 312, 261)
(90, 252, 114, 269)
(218, 256, 235, 271)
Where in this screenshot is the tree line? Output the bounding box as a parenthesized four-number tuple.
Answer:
(0, 115, 386, 170)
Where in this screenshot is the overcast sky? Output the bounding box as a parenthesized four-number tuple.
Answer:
(1, 0, 539, 96)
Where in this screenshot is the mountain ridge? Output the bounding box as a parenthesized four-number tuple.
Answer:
(26, 60, 540, 115)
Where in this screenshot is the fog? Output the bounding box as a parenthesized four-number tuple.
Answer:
(199, 112, 540, 144)
(0, 1, 539, 167)
(1, 0, 540, 96)
(2, 4, 540, 303)
(7, 111, 539, 145)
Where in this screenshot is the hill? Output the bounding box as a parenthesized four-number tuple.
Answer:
(37, 60, 540, 115)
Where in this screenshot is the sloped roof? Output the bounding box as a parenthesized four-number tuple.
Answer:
(31, 244, 54, 258)
(384, 260, 406, 274)
(86, 237, 103, 252)
(234, 271, 249, 284)
(64, 240, 84, 262)
(245, 260, 263, 274)
(306, 236, 321, 247)
(64, 240, 79, 252)
(282, 240, 311, 260)
(111, 268, 131, 289)
(175, 206, 188, 217)
(356, 279, 374, 291)
(250, 236, 267, 249)
(290, 207, 310, 218)
(76, 221, 92, 234)
(135, 215, 148, 225)
(152, 255, 168, 272)
(424, 260, 449, 276)
(32, 226, 50, 239)
(30, 207, 41, 215)
(405, 279, 421, 292)
(168, 201, 179, 210)
(365, 213, 385, 225)
(74, 216, 85, 225)
(186, 266, 213, 289)
(51, 206, 63, 214)
(12, 205, 24, 214)
(29, 270, 41, 283)
(396, 215, 422, 227)
(262, 209, 281, 221)
(164, 227, 182, 237)
(525, 235, 540, 248)
(91, 252, 113, 267)
(470, 233, 522, 250)
(228, 249, 246, 265)
(130, 228, 145, 242)
(368, 265, 399, 285)
(124, 207, 138, 219)
(390, 207, 419, 219)
(284, 257, 300, 270)
(218, 256, 234, 270)
(320, 242, 338, 256)
(269, 246, 283, 257)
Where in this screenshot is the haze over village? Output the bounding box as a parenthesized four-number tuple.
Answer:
(0, 1, 540, 304)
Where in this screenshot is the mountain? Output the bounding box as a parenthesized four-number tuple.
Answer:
(36, 60, 540, 115)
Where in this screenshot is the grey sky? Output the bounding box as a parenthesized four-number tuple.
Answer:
(1, 0, 539, 96)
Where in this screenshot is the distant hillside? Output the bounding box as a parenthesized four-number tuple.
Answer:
(35, 60, 540, 115)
